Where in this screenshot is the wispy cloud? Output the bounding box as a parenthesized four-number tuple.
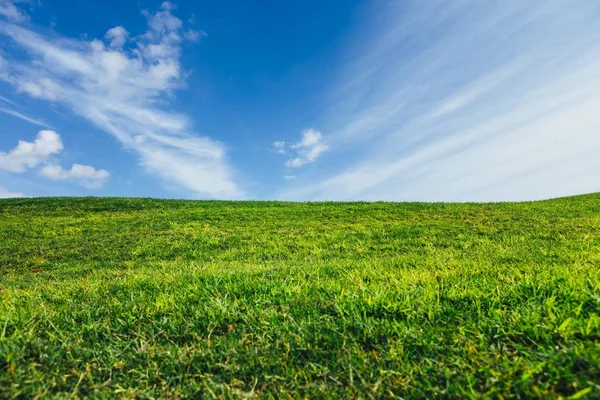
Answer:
(272, 140, 286, 154)
(0, 106, 53, 128)
(0, 94, 20, 107)
(0, 2, 240, 198)
(280, 0, 600, 201)
(0, 0, 27, 22)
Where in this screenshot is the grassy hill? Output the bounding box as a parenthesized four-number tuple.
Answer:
(1, 195, 599, 398)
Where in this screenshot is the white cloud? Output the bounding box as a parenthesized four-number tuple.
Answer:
(105, 26, 129, 48)
(0, 2, 241, 198)
(272, 140, 286, 154)
(159, 1, 176, 12)
(0, 130, 110, 189)
(287, 129, 329, 168)
(0, 130, 62, 172)
(0, 94, 19, 107)
(143, 3, 182, 34)
(40, 163, 109, 189)
(0, 0, 27, 22)
(0, 106, 53, 128)
(183, 29, 204, 42)
(275, 129, 329, 168)
(16, 78, 62, 101)
(279, 1, 600, 201)
(0, 186, 24, 198)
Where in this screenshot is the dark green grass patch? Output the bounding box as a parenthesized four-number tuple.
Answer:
(1, 195, 599, 398)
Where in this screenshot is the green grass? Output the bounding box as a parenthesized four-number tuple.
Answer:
(0, 195, 599, 399)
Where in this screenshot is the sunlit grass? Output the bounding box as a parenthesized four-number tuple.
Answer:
(1, 195, 599, 398)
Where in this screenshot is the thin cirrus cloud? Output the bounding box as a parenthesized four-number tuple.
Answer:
(0, 93, 20, 107)
(279, 0, 600, 201)
(0, 106, 53, 128)
(0, 129, 110, 188)
(0, 1, 241, 199)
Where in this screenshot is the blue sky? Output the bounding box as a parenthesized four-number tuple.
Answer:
(1, 0, 599, 201)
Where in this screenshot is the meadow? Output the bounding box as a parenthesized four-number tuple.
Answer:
(0, 195, 599, 398)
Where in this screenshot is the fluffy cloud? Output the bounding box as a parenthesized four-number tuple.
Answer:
(40, 163, 109, 189)
(0, 2, 240, 198)
(285, 129, 329, 168)
(0, 130, 62, 172)
(0, 186, 24, 198)
(0, 130, 110, 188)
(274, 129, 329, 169)
(105, 26, 128, 48)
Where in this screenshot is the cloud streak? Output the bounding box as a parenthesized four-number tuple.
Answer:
(0, 106, 53, 128)
(0, 2, 241, 198)
(279, 0, 600, 201)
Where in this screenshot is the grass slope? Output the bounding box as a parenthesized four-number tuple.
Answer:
(0, 195, 599, 399)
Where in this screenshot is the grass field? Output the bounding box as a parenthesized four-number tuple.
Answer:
(0, 195, 599, 398)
